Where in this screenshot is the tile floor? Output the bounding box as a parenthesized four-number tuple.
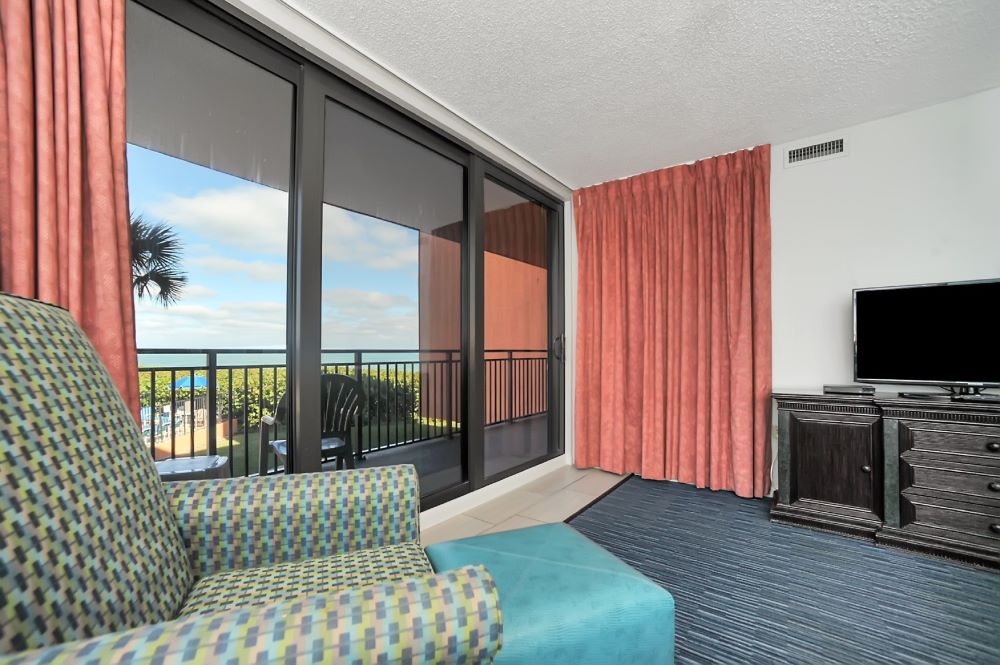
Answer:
(420, 465, 627, 545)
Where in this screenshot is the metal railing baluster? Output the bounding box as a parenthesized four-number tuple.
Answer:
(353, 352, 363, 459)
(149, 371, 156, 458)
(189, 369, 195, 457)
(433, 360, 439, 438)
(227, 367, 234, 477)
(451, 357, 456, 429)
(207, 352, 217, 456)
(170, 370, 176, 460)
(137, 347, 548, 466)
(242, 367, 249, 478)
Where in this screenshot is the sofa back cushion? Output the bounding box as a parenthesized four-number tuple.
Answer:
(0, 295, 192, 652)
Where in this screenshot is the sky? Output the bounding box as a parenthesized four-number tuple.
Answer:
(127, 144, 421, 351)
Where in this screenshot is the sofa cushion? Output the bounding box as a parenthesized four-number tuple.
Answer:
(426, 522, 675, 665)
(179, 541, 433, 616)
(0, 295, 192, 652)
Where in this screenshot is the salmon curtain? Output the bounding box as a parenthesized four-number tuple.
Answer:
(0, 0, 139, 419)
(574, 145, 772, 498)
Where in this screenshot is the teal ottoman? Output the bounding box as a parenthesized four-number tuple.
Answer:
(425, 523, 674, 664)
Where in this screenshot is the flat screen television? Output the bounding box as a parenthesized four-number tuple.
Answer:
(853, 279, 1000, 389)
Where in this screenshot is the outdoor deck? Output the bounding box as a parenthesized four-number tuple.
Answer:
(340, 414, 549, 494)
(139, 347, 550, 484)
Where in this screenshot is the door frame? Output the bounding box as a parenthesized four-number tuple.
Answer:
(301, 63, 476, 508)
(479, 164, 566, 486)
(130, 0, 308, 472)
(129, 0, 566, 508)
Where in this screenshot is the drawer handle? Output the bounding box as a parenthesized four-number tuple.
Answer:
(991, 524, 1000, 535)
(990, 482, 1000, 493)
(860, 465, 872, 474)
(988, 442, 1000, 452)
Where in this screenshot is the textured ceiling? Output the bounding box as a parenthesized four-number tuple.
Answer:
(283, 0, 1000, 190)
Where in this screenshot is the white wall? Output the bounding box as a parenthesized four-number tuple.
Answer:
(771, 87, 1000, 391)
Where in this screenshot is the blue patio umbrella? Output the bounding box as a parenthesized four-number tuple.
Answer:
(173, 375, 208, 390)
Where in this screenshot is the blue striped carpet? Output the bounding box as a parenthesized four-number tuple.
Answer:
(568, 477, 1000, 664)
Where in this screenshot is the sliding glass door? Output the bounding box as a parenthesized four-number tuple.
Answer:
(125, 0, 297, 476)
(318, 92, 468, 499)
(482, 173, 565, 481)
(126, 0, 564, 507)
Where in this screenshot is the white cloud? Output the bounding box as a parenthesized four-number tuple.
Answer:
(321, 287, 418, 349)
(149, 185, 289, 256)
(367, 246, 419, 270)
(323, 207, 366, 241)
(135, 299, 286, 349)
(144, 187, 418, 273)
(188, 256, 285, 283)
(135, 286, 420, 350)
(370, 224, 411, 246)
(134, 189, 424, 349)
(180, 284, 218, 299)
(321, 313, 418, 349)
(133, 281, 219, 304)
(324, 288, 414, 310)
(322, 205, 418, 271)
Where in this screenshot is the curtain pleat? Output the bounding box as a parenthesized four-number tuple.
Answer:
(574, 146, 772, 498)
(0, 0, 139, 420)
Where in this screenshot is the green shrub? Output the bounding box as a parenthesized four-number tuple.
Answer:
(138, 364, 428, 430)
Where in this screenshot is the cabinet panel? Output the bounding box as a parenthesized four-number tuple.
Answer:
(790, 412, 882, 515)
(901, 492, 1000, 547)
(899, 420, 1000, 463)
(902, 457, 1000, 501)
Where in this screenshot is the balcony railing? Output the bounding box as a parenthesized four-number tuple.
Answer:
(138, 348, 548, 477)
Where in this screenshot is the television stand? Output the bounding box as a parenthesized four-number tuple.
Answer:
(947, 385, 987, 396)
(953, 393, 1000, 405)
(898, 386, 1000, 403)
(897, 391, 953, 401)
(772, 391, 1000, 568)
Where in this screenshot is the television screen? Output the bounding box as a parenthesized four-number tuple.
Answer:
(854, 280, 1000, 386)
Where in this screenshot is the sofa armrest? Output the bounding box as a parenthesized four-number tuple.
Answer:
(0, 566, 501, 665)
(166, 464, 420, 577)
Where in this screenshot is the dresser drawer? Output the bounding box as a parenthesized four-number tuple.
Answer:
(899, 421, 1000, 463)
(903, 458, 1000, 500)
(901, 491, 1000, 545)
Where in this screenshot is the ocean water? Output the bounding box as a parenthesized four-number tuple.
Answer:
(138, 350, 432, 370)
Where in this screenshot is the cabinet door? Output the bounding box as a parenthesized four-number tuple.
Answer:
(790, 411, 882, 515)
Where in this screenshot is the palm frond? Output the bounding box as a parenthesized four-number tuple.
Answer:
(130, 211, 188, 307)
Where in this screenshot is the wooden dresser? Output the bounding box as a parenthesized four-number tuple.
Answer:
(772, 391, 1000, 568)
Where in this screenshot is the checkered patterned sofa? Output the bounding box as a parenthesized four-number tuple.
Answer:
(0, 294, 502, 664)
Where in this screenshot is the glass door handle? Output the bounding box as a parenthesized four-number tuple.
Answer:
(552, 334, 565, 361)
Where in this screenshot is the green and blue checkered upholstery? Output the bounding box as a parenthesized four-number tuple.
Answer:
(0, 294, 192, 651)
(167, 466, 421, 578)
(180, 541, 433, 616)
(0, 566, 502, 665)
(0, 294, 503, 663)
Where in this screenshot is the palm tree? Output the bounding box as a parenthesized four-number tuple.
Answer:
(130, 212, 187, 306)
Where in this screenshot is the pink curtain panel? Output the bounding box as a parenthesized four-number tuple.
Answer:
(0, 0, 139, 420)
(574, 145, 772, 498)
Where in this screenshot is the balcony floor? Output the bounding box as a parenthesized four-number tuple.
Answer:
(324, 414, 550, 495)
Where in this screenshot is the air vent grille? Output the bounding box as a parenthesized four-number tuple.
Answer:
(788, 138, 844, 164)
